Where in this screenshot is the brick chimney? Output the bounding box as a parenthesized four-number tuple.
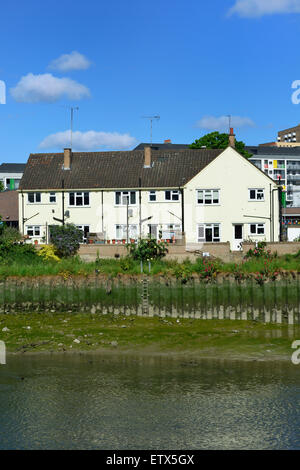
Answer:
(64, 148, 72, 170)
(164, 139, 172, 144)
(229, 128, 235, 148)
(144, 146, 151, 168)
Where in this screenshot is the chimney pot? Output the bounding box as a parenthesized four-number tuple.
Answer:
(64, 148, 72, 170)
(144, 146, 151, 168)
(228, 128, 235, 148)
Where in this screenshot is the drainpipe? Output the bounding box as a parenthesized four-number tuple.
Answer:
(62, 179, 65, 226)
(269, 184, 272, 242)
(101, 190, 104, 232)
(278, 186, 283, 241)
(21, 191, 24, 235)
(139, 177, 142, 239)
(180, 186, 185, 233)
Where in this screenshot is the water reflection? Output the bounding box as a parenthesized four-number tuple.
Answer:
(0, 355, 299, 449)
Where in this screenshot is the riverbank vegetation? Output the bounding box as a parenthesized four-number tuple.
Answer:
(1, 225, 300, 282)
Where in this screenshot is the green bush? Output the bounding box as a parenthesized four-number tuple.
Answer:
(50, 224, 83, 258)
(244, 241, 274, 260)
(128, 237, 168, 261)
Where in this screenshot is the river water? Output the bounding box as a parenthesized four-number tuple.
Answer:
(0, 354, 299, 450)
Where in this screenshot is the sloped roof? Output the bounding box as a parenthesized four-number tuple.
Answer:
(0, 190, 18, 221)
(19, 148, 224, 190)
(134, 142, 190, 150)
(0, 163, 26, 173)
(247, 146, 300, 157)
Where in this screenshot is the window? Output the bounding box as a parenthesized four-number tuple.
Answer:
(165, 190, 180, 201)
(28, 192, 41, 203)
(250, 223, 265, 235)
(115, 225, 138, 240)
(69, 192, 90, 206)
(198, 224, 220, 243)
(115, 191, 136, 205)
(26, 226, 41, 237)
(197, 189, 219, 205)
(149, 191, 156, 202)
(249, 189, 264, 201)
(49, 192, 56, 203)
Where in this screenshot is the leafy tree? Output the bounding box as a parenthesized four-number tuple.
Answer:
(190, 131, 252, 158)
(128, 237, 168, 261)
(0, 181, 4, 192)
(49, 224, 83, 258)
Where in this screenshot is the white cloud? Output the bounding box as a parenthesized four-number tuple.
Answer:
(48, 51, 91, 72)
(39, 130, 137, 151)
(196, 115, 255, 131)
(10, 73, 90, 103)
(228, 0, 300, 18)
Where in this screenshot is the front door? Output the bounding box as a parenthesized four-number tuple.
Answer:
(233, 224, 243, 251)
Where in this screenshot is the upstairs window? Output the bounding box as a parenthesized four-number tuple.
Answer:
(165, 190, 180, 201)
(115, 191, 136, 205)
(197, 189, 219, 205)
(249, 189, 264, 201)
(69, 192, 90, 206)
(28, 192, 41, 203)
(149, 191, 156, 202)
(49, 192, 56, 203)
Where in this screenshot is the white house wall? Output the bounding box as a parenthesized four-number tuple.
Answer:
(18, 147, 280, 248)
(184, 147, 280, 247)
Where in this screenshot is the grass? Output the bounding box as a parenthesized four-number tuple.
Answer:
(1, 252, 300, 278)
(1, 312, 298, 359)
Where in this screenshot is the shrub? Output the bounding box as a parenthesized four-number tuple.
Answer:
(194, 258, 220, 280)
(37, 245, 61, 262)
(244, 241, 274, 260)
(0, 226, 22, 244)
(0, 243, 38, 264)
(50, 224, 83, 258)
(128, 237, 168, 261)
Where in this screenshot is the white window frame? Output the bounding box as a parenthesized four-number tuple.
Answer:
(165, 190, 180, 202)
(76, 225, 90, 242)
(49, 192, 56, 204)
(197, 223, 221, 243)
(115, 191, 137, 206)
(149, 191, 156, 202)
(26, 225, 41, 237)
(249, 223, 265, 235)
(249, 188, 265, 201)
(69, 192, 90, 207)
(197, 189, 220, 205)
(27, 192, 41, 204)
(115, 224, 138, 240)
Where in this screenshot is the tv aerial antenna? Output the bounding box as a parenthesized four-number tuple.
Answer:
(60, 105, 79, 150)
(142, 115, 160, 145)
(227, 115, 232, 133)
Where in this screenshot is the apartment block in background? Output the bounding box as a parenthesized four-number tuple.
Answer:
(0, 163, 26, 190)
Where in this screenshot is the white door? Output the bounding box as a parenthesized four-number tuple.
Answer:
(232, 224, 243, 251)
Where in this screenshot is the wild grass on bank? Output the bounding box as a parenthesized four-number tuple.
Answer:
(1, 247, 300, 278)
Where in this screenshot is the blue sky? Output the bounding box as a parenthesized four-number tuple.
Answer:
(1, 0, 300, 162)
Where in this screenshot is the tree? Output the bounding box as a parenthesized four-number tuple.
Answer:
(190, 131, 252, 158)
(0, 181, 4, 192)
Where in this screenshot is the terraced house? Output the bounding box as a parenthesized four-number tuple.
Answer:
(18, 143, 281, 250)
